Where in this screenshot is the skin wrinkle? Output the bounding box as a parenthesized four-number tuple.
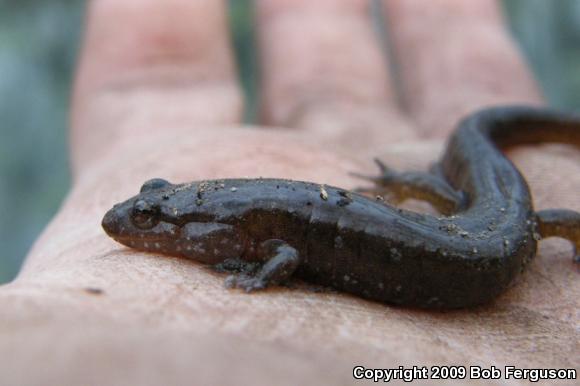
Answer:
(3, 0, 580, 385)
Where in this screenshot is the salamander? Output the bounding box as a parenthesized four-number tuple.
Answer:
(102, 106, 580, 309)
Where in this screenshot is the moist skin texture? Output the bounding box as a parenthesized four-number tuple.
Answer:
(102, 106, 580, 309)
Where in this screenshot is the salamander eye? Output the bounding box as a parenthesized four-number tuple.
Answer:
(131, 199, 160, 229)
(140, 178, 171, 193)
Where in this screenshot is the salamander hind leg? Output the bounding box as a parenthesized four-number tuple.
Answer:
(225, 240, 301, 292)
(536, 209, 580, 263)
(353, 159, 466, 215)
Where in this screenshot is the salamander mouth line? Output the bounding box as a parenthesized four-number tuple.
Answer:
(110, 235, 175, 243)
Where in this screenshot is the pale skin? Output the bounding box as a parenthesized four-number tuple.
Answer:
(2, 1, 579, 385)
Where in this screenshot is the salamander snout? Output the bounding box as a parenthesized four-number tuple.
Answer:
(101, 206, 122, 236)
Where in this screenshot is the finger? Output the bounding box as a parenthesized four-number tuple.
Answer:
(71, 0, 242, 174)
(257, 0, 413, 147)
(383, 0, 543, 137)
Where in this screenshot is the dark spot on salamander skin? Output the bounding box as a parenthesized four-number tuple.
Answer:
(337, 198, 351, 207)
(338, 190, 351, 198)
(336, 190, 353, 207)
(84, 287, 104, 295)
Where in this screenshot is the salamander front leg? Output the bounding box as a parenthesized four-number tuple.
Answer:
(353, 159, 466, 215)
(225, 240, 301, 292)
(536, 209, 580, 263)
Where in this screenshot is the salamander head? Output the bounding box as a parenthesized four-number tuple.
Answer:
(103, 178, 249, 262)
(102, 178, 187, 254)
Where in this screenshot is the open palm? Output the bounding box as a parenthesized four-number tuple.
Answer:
(3, 1, 579, 385)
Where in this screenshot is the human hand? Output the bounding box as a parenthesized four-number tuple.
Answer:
(3, 1, 578, 385)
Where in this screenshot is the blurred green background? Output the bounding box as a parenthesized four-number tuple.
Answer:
(0, 1, 579, 283)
